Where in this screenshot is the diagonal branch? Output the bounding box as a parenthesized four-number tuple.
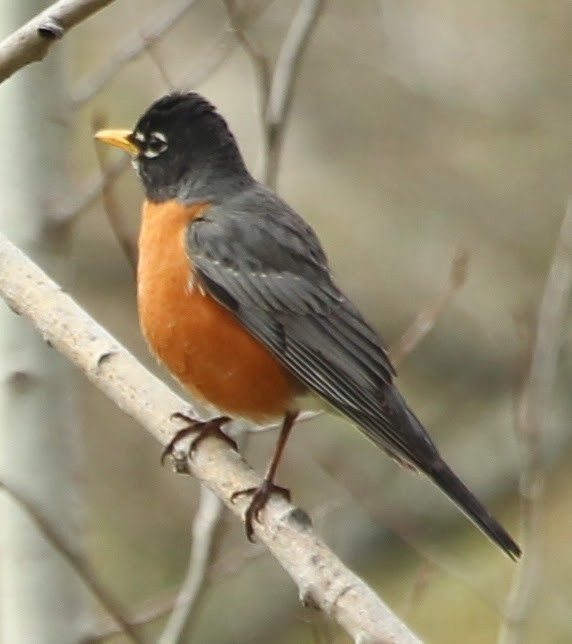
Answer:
(0, 232, 420, 644)
(390, 247, 469, 368)
(262, 0, 324, 187)
(0, 0, 117, 84)
(0, 477, 143, 644)
(158, 487, 224, 644)
(500, 199, 572, 644)
(225, 0, 324, 187)
(91, 112, 138, 272)
(69, 0, 198, 108)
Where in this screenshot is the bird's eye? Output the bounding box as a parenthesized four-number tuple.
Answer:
(143, 131, 168, 158)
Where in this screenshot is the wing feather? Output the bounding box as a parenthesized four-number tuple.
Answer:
(186, 183, 428, 466)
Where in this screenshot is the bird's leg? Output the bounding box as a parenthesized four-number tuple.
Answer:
(161, 413, 236, 467)
(231, 410, 298, 541)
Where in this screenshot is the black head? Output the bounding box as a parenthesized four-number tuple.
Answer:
(112, 93, 253, 203)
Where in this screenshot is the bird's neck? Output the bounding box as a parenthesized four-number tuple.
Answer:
(175, 163, 254, 205)
(142, 147, 254, 204)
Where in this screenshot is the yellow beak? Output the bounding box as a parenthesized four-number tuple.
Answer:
(94, 129, 140, 155)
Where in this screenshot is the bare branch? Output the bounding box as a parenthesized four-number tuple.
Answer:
(390, 247, 469, 368)
(500, 200, 572, 644)
(91, 112, 138, 271)
(0, 477, 143, 644)
(88, 595, 175, 641)
(56, 155, 129, 223)
(175, 1, 273, 91)
(69, 0, 198, 108)
(263, 0, 324, 187)
(223, 0, 272, 127)
(0, 232, 421, 644)
(0, 0, 117, 84)
(158, 487, 224, 644)
(227, 0, 323, 186)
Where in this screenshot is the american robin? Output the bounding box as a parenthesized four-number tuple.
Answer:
(95, 92, 521, 559)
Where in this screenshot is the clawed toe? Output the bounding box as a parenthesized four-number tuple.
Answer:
(161, 414, 235, 466)
(231, 480, 292, 542)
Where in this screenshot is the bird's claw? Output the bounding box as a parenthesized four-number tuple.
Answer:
(161, 414, 235, 466)
(231, 479, 291, 542)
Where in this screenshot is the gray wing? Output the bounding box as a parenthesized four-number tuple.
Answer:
(186, 183, 437, 466)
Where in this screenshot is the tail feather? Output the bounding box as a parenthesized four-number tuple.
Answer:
(428, 458, 521, 561)
(354, 388, 522, 560)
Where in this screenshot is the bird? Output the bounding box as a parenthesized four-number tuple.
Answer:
(95, 92, 521, 559)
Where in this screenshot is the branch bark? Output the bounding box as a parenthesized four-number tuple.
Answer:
(0, 232, 421, 643)
(0, 0, 117, 84)
(0, 478, 142, 643)
(500, 199, 572, 644)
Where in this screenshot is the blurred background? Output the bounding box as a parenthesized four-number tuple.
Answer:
(2, 0, 572, 642)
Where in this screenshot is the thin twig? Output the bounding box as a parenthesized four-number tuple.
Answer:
(223, 0, 271, 100)
(55, 155, 130, 223)
(143, 43, 176, 90)
(263, 0, 324, 187)
(390, 247, 469, 368)
(226, 0, 323, 186)
(223, 0, 272, 170)
(0, 478, 143, 644)
(0, 0, 117, 84)
(0, 231, 421, 644)
(500, 200, 572, 644)
(69, 0, 199, 108)
(158, 487, 224, 644)
(89, 529, 265, 641)
(175, 1, 272, 91)
(170, 24, 236, 90)
(91, 111, 138, 272)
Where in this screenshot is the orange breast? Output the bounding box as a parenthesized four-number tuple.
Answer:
(137, 200, 300, 422)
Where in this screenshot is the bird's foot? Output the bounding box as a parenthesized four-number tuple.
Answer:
(231, 479, 291, 542)
(161, 413, 236, 468)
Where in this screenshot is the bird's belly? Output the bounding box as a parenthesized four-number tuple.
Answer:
(138, 274, 300, 423)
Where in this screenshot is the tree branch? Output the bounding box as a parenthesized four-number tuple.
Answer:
(263, 0, 324, 187)
(226, 0, 324, 187)
(500, 199, 572, 643)
(0, 0, 117, 84)
(158, 487, 224, 644)
(0, 477, 143, 644)
(69, 0, 198, 108)
(0, 232, 420, 643)
(390, 247, 469, 367)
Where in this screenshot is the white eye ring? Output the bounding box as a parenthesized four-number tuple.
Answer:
(140, 131, 168, 158)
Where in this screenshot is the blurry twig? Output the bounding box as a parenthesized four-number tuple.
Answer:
(315, 450, 501, 613)
(223, 0, 271, 110)
(69, 0, 199, 108)
(158, 487, 224, 644)
(263, 0, 324, 187)
(91, 111, 138, 272)
(0, 0, 116, 84)
(404, 562, 436, 617)
(0, 478, 143, 644)
(390, 247, 469, 368)
(91, 517, 267, 641)
(143, 43, 176, 90)
(500, 200, 572, 644)
(175, 1, 272, 90)
(224, 0, 324, 187)
(56, 155, 130, 223)
(175, 25, 237, 88)
(88, 595, 175, 641)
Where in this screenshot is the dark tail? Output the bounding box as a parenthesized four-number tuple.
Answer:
(355, 387, 522, 561)
(427, 457, 521, 560)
